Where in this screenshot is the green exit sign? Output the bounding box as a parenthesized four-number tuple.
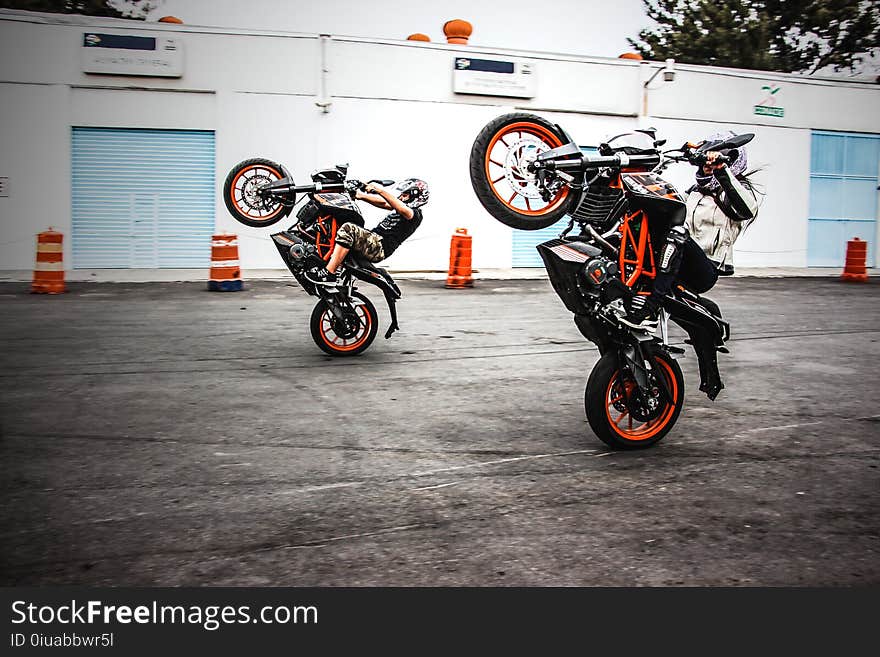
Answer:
(755, 105, 784, 117)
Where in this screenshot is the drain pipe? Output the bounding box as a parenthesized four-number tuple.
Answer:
(315, 34, 332, 113)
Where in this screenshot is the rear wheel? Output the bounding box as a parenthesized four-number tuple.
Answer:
(310, 291, 378, 357)
(469, 112, 575, 230)
(223, 158, 292, 228)
(585, 350, 684, 449)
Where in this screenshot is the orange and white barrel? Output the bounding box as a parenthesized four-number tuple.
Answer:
(208, 233, 243, 291)
(445, 227, 474, 288)
(31, 228, 65, 294)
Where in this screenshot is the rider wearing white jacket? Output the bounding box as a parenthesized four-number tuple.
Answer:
(621, 131, 760, 329)
(685, 133, 760, 276)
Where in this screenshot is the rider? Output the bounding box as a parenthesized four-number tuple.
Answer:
(621, 132, 759, 329)
(686, 132, 760, 276)
(305, 178, 430, 287)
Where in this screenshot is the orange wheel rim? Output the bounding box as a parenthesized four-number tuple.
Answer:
(483, 121, 571, 216)
(604, 359, 678, 441)
(319, 303, 372, 352)
(230, 164, 286, 222)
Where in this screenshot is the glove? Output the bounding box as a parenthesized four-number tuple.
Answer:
(344, 180, 360, 200)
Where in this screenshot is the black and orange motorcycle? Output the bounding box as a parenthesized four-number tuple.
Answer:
(470, 113, 752, 449)
(223, 159, 401, 356)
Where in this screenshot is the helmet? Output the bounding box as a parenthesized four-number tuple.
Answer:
(695, 131, 749, 190)
(392, 178, 429, 209)
(599, 130, 659, 156)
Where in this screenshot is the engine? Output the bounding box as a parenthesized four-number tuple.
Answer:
(271, 231, 322, 273)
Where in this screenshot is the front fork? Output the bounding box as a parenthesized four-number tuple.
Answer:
(318, 281, 362, 333)
(618, 331, 674, 407)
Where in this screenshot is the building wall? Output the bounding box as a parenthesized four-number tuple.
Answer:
(0, 10, 878, 272)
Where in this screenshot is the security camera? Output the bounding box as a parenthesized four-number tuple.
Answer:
(663, 58, 676, 82)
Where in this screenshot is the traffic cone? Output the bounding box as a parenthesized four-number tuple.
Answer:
(841, 238, 868, 282)
(31, 228, 65, 294)
(208, 233, 243, 291)
(445, 227, 473, 288)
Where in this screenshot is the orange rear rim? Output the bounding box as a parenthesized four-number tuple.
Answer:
(319, 303, 372, 352)
(604, 358, 678, 441)
(483, 121, 570, 216)
(230, 164, 286, 222)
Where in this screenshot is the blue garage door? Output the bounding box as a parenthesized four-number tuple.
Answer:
(72, 128, 215, 268)
(512, 216, 571, 266)
(808, 131, 879, 267)
(512, 147, 596, 267)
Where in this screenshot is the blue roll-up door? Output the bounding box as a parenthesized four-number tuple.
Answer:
(512, 217, 571, 266)
(71, 128, 215, 268)
(512, 147, 596, 267)
(808, 131, 879, 267)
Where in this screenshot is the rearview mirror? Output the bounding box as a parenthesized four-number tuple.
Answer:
(698, 133, 754, 152)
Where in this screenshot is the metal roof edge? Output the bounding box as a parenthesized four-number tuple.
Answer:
(1, 8, 876, 90)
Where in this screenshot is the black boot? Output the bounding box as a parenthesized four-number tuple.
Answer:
(618, 294, 659, 330)
(304, 266, 338, 287)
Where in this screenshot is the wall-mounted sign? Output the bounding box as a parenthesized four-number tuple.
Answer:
(81, 32, 184, 78)
(453, 57, 536, 99)
(754, 84, 784, 117)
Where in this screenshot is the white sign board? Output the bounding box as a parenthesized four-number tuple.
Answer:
(82, 32, 183, 78)
(453, 57, 536, 99)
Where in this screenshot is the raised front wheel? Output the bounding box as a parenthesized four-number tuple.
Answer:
(469, 112, 574, 230)
(584, 350, 684, 449)
(223, 158, 292, 228)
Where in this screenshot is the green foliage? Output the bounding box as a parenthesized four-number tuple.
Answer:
(629, 0, 880, 74)
(0, 1, 162, 20)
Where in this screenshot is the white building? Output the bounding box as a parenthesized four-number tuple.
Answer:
(1, 9, 878, 275)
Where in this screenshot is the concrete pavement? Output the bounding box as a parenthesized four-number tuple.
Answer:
(1, 276, 878, 585)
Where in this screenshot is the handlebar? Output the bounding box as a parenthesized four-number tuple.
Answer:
(266, 178, 397, 198)
(533, 152, 661, 173)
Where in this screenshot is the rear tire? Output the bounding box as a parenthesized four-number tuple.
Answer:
(469, 112, 575, 230)
(585, 350, 684, 449)
(310, 292, 379, 357)
(223, 158, 292, 228)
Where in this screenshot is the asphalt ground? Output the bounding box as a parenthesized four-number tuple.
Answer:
(1, 276, 878, 586)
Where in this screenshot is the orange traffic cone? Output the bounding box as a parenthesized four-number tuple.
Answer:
(841, 238, 868, 282)
(445, 227, 473, 288)
(31, 228, 65, 294)
(208, 233, 243, 291)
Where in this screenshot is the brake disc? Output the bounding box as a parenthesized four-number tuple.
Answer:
(618, 374, 664, 423)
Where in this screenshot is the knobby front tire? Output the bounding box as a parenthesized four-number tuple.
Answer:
(469, 112, 574, 230)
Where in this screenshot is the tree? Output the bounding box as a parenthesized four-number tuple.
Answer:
(629, 0, 880, 74)
(0, 1, 163, 20)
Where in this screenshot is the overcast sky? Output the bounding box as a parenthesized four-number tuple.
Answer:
(146, 0, 652, 60)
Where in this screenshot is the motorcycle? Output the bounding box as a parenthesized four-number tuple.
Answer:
(223, 159, 402, 356)
(469, 113, 752, 449)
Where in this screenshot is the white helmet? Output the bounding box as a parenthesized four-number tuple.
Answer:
(392, 178, 430, 209)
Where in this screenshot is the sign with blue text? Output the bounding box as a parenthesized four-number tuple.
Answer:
(453, 57, 536, 98)
(81, 33, 184, 78)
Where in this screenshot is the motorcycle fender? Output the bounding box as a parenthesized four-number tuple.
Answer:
(348, 268, 401, 339)
(349, 267, 401, 299)
(663, 296, 725, 400)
